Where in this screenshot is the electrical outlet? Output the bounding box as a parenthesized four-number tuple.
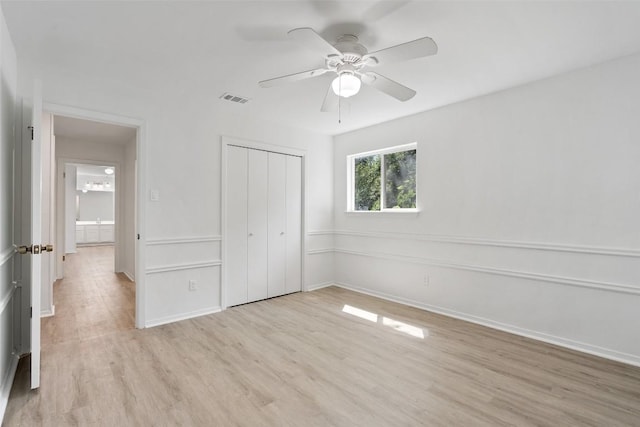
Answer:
(189, 280, 197, 291)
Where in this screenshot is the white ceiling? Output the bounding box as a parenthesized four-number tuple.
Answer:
(74, 164, 116, 176)
(4, 1, 640, 135)
(55, 116, 136, 145)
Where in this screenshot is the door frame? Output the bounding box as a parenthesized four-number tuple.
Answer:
(44, 102, 147, 328)
(220, 136, 307, 310)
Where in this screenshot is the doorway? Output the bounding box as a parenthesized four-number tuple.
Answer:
(49, 114, 138, 338)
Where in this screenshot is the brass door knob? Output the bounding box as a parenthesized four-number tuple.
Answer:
(15, 244, 52, 255)
(16, 245, 31, 255)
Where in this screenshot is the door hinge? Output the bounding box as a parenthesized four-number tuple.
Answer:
(137, 234, 140, 240)
(27, 126, 34, 141)
(62, 255, 66, 261)
(63, 172, 66, 178)
(30, 307, 32, 318)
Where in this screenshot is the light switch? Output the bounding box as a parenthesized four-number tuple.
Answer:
(150, 190, 160, 201)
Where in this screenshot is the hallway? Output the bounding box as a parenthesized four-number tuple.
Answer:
(4, 246, 135, 425)
(43, 245, 135, 347)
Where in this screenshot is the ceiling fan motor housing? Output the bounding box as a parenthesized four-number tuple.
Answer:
(334, 35, 368, 64)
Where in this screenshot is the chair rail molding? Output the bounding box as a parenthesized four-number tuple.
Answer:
(0, 247, 14, 268)
(332, 229, 640, 258)
(146, 260, 222, 275)
(146, 236, 222, 246)
(307, 248, 334, 255)
(0, 287, 16, 315)
(334, 248, 640, 295)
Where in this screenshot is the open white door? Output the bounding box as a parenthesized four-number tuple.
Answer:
(16, 80, 45, 389)
(29, 80, 43, 389)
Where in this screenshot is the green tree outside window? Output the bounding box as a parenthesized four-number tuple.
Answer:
(352, 147, 417, 211)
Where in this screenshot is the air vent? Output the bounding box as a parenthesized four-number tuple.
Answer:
(220, 92, 250, 104)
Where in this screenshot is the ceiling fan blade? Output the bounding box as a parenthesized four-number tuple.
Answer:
(360, 72, 416, 101)
(363, 37, 437, 66)
(320, 83, 338, 112)
(288, 27, 342, 57)
(259, 68, 328, 88)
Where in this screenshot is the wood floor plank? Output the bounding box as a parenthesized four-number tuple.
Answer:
(3, 246, 640, 426)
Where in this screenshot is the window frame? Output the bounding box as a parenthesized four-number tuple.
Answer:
(347, 142, 418, 213)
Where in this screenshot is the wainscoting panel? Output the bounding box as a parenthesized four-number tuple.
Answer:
(0, 248, 18, 421)
(333, 231, 639, 290)
(306, 230, 334, 253)
(146, 236, 221, 270)
(145, 264, 221, 327)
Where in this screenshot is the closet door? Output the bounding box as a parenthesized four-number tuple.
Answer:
(268, 153, 287, 298)
(226, 146, 248, 306)
(247, 149, 269, 302)
(285, 155, 302, 294)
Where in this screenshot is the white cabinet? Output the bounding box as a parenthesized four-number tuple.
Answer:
(226, 146, 302, 307)
(99, 224, 114, 242)
(76, 226, 85, 244)
(75, 223, 115, 244)
(85, 225, 100, 243)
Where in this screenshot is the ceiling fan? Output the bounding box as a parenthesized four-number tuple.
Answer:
(258, 27, 438, 111)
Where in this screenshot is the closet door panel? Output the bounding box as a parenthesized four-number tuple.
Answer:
(285, 155, 302, 294)
(226, 146, 249, 306)
(247, 149, 269, 302)
(268, 153, 287, 298)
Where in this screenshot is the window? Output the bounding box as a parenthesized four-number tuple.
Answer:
(348, 143, 417, 212)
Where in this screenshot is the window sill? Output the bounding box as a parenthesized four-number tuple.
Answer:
(344, 210, 420, 216)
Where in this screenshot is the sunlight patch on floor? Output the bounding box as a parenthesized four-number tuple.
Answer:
(342, 304, 426, 339)
(342, 304, 378, 322)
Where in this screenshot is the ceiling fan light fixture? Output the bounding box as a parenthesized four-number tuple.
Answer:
(332, 73, 361, 98)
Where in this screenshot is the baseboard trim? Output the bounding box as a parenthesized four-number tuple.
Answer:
(122, 271, 135, 282)
(0, 354, 19, 423)
(306, 281, 334, 291)
(330, 282, 640, 368)
(41, 305, 55, 318)
(145, 306, 222, 328)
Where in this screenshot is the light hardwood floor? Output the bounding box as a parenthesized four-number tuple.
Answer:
(4, 249, 640, 426)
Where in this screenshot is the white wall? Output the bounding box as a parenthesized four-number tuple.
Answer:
(142, 115, 333, 326)
(333, 53, 640, 366)
(63, 164, 77, 256)
(0, 6, 17, 420)
(77, 190, 114, 221)
(28, 64, 335, 326)
(122, 137, 136, 280)
(56, 138, 125, 164)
